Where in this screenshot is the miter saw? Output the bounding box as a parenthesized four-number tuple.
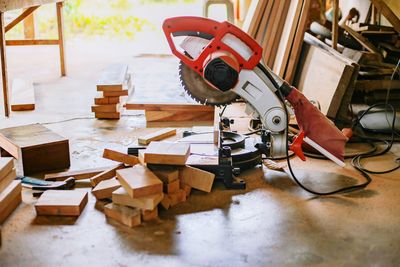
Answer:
(162, 16, 349, 190)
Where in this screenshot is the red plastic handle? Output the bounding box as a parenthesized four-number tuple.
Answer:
(290, 131, 306, 161)
(162, 16, 262, 76)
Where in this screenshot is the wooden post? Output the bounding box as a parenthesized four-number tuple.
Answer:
(56, 2, 66, 76)
(0, 12, 9, 117)
(23, 10, 35, 39)
(331, 0, 339, 50)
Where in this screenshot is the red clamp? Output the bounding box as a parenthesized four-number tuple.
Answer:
(290, 131, 306, 161)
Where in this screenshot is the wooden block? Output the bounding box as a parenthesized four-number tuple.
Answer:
(168, 189, 186, 207)
(159, 195, 170, 210)
(143, 142, 190, 166)
(95, 112, 121, 119)
(147, 165, 179, 183)
(104, 203, 141, 228)
(102, 148, 140, 166)
(97, 64, 128, 92)
(141, 207, 158, 222)
(0, 157, 14, 180)
(91, 103, 120, 113)
(45, 166, 116, 181)
(179, 166, 215, 193)
(35, 190, 88, 216)
(0, 124, 70, 175)
(164, 179, 180, 194)
(0, 169, 16, 193)
(10, 79, 35, 111)
(138, 128, 176, 145)
(181, 183, 191, 197)
(94, 92, 120, 105)
(0, 180, 22, 224)
(116, 165, 162, 198)
(91, 178, 120, 200)
(90, 164, 125, 187)
(138, 149, 145, 165)
(103, 90, 129, 97)
(112, 187, 163, 210)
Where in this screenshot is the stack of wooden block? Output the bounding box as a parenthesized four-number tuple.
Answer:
(92, 63, 132, 120)
(0, 158, 22, 224)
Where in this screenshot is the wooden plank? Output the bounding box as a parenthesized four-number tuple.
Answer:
(35, 190, 88, 216)
(95, 112, 120, 119)
(23, 7, 35, 39)
(0, 12, 10, 117)
(331, 0, 339, 50)
(102, 148, 140, 166)
(116, 165, 163, 198)
(355, 80, 400, 92)
(138, 128, 176, 145)
(103, 89, 129, 97)
(0, 124, 70, 175)
(10, 79, 35, 111)
(112, 187, 163, 211)
(97, 64, 128, 92)
(0, 168, 16, 192)
(371, 0, 400, 33)
(6, 39, 59, 45)
(342, 24, 379, 53)
(45, 166, 116, 181)
(90, 164, 124, 187)
(141, 207, 158, 222)
(143, 141, 190, 166)
(104, 203, 141, 228)
(163, 179, 180, 194)
(0, 0, 63, 12)
(91, 103, 120, 113)
(261, 0, 283, 65)
(284, 0, 311, 83)
(94, 94, 120, 105)
(0, 180, 21, 224)
(179, 166, 215, 193)
(56, 1, 65, 76)
(147, 165, 179, 183)
(91, 178, 120, 200)
(168, 189, 186, 207)
(272, 0, 303, 76)
(242, 0, 268, 38)
(255, 0, 274, 44)
(125, 103, 214, 112)
(5, 6, 38, 32)
(0, 157, 13, 180)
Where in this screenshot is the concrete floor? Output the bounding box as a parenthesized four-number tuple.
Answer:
(0, 42, 400, 267)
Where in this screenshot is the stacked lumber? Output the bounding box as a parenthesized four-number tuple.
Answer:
(93, 64, 133, 120)
(242, 0, 312, 83)
(0, 158, 22, 223)
(0, 124, 70, 176)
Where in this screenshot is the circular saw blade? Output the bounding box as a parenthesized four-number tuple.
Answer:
(179, 61, 238, 106)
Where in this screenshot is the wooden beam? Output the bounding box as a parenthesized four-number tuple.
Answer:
(342, 25, 379, 53)
(56, 2, 66, 76)
(331, 0, 339, 50)
(23, 8, 35, 39)
(125, 103, 214, 112)
(5, 6, 38, 33)
(0, 12, 9, 117)
(6, 39, 59, 45)
(371, 0, 400, 33)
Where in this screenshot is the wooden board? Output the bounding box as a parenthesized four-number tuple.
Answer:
(179, 166, 215, 193)
(10, 79, 35, 111)
(104, 203, 141, 228)
(97, 64, 128, 92)
(138, 128, 176, 145)
(35, 190, 88, 216)
(355, 80, 400, 92)
(95, 112, 120, 119)
(168, 189, 186, 207)
(0, 180, 21, 224)
(371, 0, 400, 33)
(0, 168, 16, 193)
(342, 25, 379, 53)
(141, 207, 158, 222)
(90, 164, 124, 187)
(143, 142, 190, 166)
(0, 124, 70, 175)
(112, 187, 163, 211)
(147, 165, 179, 183)
(116, 165, 162, 198)
(163, 179, 180, 194)
(102, 90, 129, 97)
(91, 104, 120, 113)
(91, 178, 120, 200)
(44, 166, 116, 181)
(94, 94, 120, 105)
(102, 148, 140, 166)
(242, 0, 268, 37)
(0, 157, 13, 180)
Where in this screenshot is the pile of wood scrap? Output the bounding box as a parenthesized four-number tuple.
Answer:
(0, 158, 22, 224)
(92, 64, 133, 119)
(242, 0, 312, 83)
